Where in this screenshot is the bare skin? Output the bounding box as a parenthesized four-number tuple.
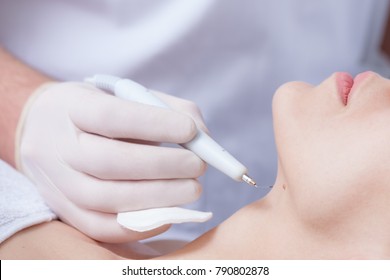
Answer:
(0, 221, 125, 260)
(165, 72, 390, 259)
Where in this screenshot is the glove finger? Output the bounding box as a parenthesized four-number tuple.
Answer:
(25, 159, 170, 243)
(68, 84, 197, 143)
(56, 167, 203, 213)
(65, 132, 206, 180)
(57, 203, 171, 244)
(153, 90, 210, 134)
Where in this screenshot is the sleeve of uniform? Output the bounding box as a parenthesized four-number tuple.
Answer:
(0, 159, 56, 243)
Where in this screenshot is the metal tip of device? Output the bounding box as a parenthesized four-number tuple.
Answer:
(242, 174, 257, 187)
(242, 175, 274, 189)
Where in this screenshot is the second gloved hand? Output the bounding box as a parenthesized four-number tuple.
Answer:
(16, 82, 207, 243)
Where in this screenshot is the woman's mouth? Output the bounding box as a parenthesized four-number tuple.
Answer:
(336, 71, 373, 105)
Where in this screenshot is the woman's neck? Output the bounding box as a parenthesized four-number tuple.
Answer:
(163, 182, 390, 259)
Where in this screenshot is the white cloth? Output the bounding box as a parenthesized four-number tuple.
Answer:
(0, 159, 56, 243)
(1, 0, 390, 241)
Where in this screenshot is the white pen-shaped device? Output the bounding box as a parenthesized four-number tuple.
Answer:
(85, 74, 257, 187)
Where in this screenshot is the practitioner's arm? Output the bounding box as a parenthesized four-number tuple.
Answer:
(0, 47, 51, 166)
(0, 221, 121, 259)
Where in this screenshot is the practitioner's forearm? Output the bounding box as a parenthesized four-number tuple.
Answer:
(0, 47, 51, 166)
(0, 221, 124, 260)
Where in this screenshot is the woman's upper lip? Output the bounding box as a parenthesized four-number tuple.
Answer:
(336, 72, 353, 105)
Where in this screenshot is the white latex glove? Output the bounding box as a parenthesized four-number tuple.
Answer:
(16, 82, 208, 243)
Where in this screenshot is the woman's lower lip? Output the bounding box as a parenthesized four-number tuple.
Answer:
(346, 71, 375, 104)
(336, 72, 354, 105)
(353, 71, 373, 87)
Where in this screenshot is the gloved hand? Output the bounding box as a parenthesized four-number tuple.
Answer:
(15, 82, 208, 243)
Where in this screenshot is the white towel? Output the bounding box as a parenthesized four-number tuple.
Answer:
(0, 159, 56, 243)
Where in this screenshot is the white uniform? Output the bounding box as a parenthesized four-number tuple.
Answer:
(1, 0, 390, 241)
